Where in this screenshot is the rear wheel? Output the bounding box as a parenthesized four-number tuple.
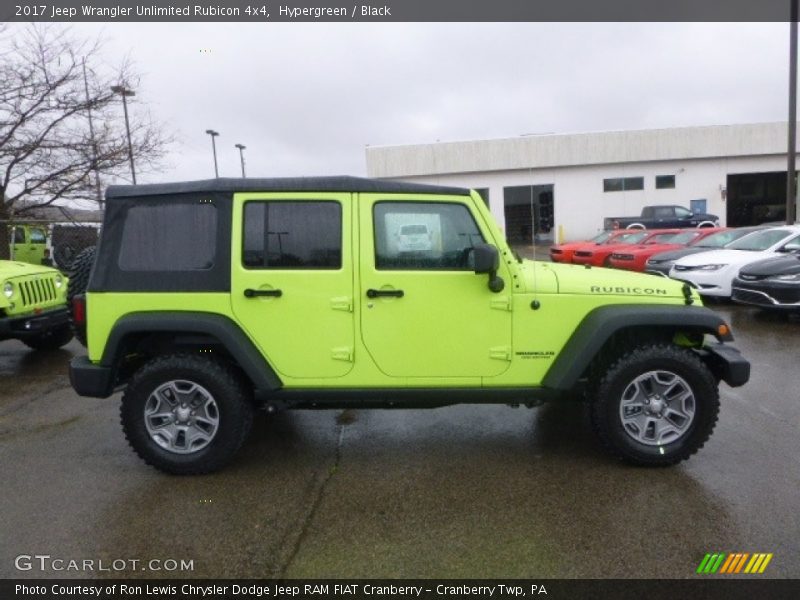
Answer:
(121, 354, 254, 475)
(589, 344, 719, 466)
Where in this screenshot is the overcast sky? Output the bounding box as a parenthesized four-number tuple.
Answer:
(18, 22, 797, 184)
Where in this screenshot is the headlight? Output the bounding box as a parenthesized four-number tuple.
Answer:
(54, 275, 63, 288)
(772, 272, 800, 282)
(696, 264, 726, 271)
(3, 282, 12, 298)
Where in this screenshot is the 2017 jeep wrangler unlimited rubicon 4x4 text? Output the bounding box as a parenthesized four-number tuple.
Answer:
(69, 177, 750, 474)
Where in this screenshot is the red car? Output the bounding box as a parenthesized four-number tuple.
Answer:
(571, 229, 670, 267)
(608, 228, 727, 272)
(549, 230, 633, 263)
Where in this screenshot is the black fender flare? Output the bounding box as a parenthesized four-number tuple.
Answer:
(541, 304, 734, 392)
(101, 311, 282, 394)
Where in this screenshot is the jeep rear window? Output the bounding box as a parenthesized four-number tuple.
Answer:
(242, 201, 341, 269)
(118, 202, 217, 271)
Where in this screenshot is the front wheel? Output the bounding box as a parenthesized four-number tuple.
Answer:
(121, 354, 254, 475)
(589, 344, 719, 466)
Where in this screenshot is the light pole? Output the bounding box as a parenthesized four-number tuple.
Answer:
(110, 85, 136, 184)
(205, 129, 220, 178)
(789, 0, 799, 225)
(235, 143, 247, 177)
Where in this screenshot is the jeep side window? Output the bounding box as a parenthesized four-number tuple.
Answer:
(13, 228, 25, 244)
(29, 228, 46, 243)
(374, 202, 485, 270)
(118, 202, 217, 271)
(243, 201, 341, 269)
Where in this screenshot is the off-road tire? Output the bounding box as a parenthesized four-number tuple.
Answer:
(22, 325, 73, 351)
(589, 344, 719, 466)
(66, 246, 96, 346)
(121, 354, 254, 475)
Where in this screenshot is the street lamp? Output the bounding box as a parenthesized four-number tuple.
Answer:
(110, 85, 136, 184)
(205, 129, 220, 178)
(235, 143, 247, 177)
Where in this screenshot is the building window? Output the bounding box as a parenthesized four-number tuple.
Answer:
(656, 175, 676, 189)
(475, 188, 490, 208)
(603, 177, 644, 192)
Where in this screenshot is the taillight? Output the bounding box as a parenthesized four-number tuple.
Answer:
(72, 294, 86, 325)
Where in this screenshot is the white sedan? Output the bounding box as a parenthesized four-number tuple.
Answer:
(669, 225, 800, 297)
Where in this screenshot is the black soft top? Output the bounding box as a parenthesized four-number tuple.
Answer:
(105, 176, 470, 199)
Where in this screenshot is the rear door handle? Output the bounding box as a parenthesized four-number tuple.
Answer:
(366, 289, 404, 298)
(244, 288, 282, 298)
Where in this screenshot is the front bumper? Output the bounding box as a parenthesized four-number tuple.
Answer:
(669, 267, 734, 297)
(69, 356, 115, 398)
(0, 306, 70, 341)
(697, 343, 750, 387)
(732, 279, 800, 309)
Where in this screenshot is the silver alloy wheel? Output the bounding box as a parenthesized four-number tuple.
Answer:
(618, 370, 696, 446)
(144, 380, 220, 454)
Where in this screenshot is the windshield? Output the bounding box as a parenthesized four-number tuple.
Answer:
(667, 231, 700, 245)
(727, 229, 792, 251)
(609, 231, 648, 244)
(591, 231, 613, 243)
(645, 233, 679, 244)
(695, 230, 746, 248)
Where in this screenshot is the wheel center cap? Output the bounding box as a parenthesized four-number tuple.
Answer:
(649, 397, 666, 415)
(176, 407, 191, 422)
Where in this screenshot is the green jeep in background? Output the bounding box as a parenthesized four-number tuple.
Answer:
(68, 177, 750, 474)
(8, 224, 49, 265)
(1, 258, 72, 350)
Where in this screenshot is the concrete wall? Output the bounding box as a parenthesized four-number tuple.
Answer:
(374, 154, 787, 242)
(365, 123, 792, 242)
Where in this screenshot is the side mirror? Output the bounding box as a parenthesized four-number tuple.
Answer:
(782, 242, 800, 253)
(473, 243, 505, 293)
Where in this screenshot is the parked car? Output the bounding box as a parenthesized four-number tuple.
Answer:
(68, 176, 748, 473)
(0, 259, 72, 350)
(732, 251, 800, 311)
(645, 226, 766, 276)
(8, 224, 48, 265)
(397, 224, 433, 253)
(609, 228, 726, 272)
(572, 229, 680, 267)
(669, 226, 800, 297)
(603, 205, 719, 231)
(549, 229, 631, 263)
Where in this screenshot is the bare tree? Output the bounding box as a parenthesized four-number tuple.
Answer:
(0, 25, 170, 230)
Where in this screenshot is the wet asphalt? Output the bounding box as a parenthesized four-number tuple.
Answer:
(0, 303, 798, 580)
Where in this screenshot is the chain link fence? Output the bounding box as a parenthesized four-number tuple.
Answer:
(1, 218, 102, 272)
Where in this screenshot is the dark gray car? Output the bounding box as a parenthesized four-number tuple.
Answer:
(645, 226, 767, 276)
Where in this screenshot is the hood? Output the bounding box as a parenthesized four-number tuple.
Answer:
(536, 260, 688, 299)
(738, 253, 800, 277)
(673, 248, 776, 267)
(626, 243, 682, 256)
(647, 246, 716, 263)
(0, 260, 59, 279)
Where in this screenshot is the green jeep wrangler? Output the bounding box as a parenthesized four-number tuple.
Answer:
(69, 177, 750, 474)
(1, 258, 72, 350)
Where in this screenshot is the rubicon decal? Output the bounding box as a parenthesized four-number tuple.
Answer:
(696, 552, 773, 574)
(590, 286, 668, 295)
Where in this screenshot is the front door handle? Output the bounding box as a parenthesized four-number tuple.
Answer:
(244, 288, 282, 298)
(366, 288, 404, 298)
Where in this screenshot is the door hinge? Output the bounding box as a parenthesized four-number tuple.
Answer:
(489, 346, 512, 361)
(490, 296, 512, 311)
(330, 296, 353, 312)
(331, 347, 354, 362)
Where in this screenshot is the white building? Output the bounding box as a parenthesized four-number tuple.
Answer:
(365, 122, 796, 244)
